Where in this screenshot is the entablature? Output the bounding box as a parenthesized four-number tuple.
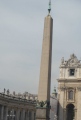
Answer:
(57, 78, 81, 82)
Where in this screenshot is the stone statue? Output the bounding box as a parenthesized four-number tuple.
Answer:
(24, 94, 26, 98)
(7, 89, 9, 95)
(4, 88, 6, 94)
(13, 91, 15, 96)
(61, 57, 64, 64)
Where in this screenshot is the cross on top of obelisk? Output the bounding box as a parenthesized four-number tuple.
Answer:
(48, 0, 51, 14)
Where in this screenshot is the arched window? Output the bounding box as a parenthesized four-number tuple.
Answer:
(68, 90, 73, 100)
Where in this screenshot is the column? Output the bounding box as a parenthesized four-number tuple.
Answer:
(24, 111, 26, 120)
(25, 111, 28, 120)
(16, 109, 20, 120)
(4, 107, 8, 120)
(29, 111, 32, 120)
(11, 109, 14, 120)
(31, 111, 34, 120)
(21, 109, 25, 120)
(26, 111, 29, 120)
(34, 112, 36, 120)
(1, 106, 4, 120)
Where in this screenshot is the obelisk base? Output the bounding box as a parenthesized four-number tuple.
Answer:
(36, 108, 50, 120)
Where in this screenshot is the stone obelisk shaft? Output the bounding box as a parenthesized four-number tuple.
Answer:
(38, 15, 53, 102)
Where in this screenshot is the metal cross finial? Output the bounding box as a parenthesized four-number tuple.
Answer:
(48, 0, 51, 14)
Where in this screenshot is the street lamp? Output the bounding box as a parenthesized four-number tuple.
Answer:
(7, 110, 15, 120)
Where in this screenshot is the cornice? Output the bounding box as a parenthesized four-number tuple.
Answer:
(57, 78, 81, 82)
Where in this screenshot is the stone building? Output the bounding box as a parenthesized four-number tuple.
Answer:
(0, 91, 36, 120)
(58, 54, 81, 120)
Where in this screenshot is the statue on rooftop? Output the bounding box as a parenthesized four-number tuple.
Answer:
(61, 57, 64, 64)
(7, 89, 9, 95)
(13, 91, 15, 96)
(4, 88, 6, 94)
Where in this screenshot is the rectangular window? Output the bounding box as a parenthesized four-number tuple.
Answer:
(68, 91, 73, 100)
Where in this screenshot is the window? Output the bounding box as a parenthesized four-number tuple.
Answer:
(69, 69, 75, 76)
(68, 90, 73, 100)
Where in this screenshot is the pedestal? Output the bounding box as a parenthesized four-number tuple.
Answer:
(36, 108, 50, 120)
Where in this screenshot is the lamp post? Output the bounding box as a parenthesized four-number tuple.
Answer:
(7, 110, 15, 120)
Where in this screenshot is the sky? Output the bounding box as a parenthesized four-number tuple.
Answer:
(0, 0, 81, 94)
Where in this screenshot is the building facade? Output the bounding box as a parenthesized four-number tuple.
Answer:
(58, 54, 81, 120)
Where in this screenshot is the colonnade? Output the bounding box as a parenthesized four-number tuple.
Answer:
(0, 105, 35, 120)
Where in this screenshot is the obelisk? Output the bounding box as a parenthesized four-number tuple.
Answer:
(36, 1, 53, 120)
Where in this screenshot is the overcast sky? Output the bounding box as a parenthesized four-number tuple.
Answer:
(0, 0, 81, 94)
